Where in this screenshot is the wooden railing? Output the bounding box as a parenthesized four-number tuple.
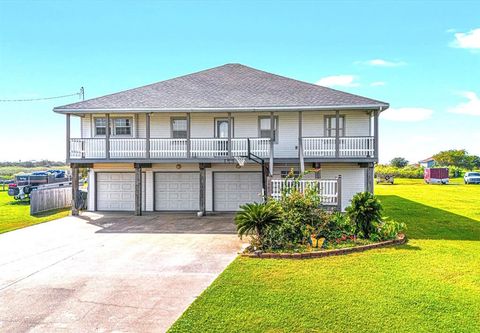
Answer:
(302, 136, 374, 158)
(271, 178, 339, 206)
(69, 137, 270, 159)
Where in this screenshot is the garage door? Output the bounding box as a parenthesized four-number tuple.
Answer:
(214, 172, 262, 211)
(155, 172, 200, 211)
(96, 173, 145, 211)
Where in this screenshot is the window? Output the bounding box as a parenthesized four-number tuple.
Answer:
(171, 117, 188, 138)
(324, 115, 345, 137)
(113, 118, 132, 136)
(94, 117, 132, 136)
(94, 118, 108, 136)
(259, 116, 278, 143)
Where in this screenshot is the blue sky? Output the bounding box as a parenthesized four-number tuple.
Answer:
(1, 0, 479, 163)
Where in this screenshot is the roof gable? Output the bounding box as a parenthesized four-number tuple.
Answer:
(54, 64, 388, 112)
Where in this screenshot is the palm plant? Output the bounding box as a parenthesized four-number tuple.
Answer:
(346, 192, 383, 239)
(234, 201, 282, 243)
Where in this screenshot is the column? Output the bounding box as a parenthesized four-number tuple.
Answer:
(105, 113, 110, 159)
(66, 114, 70, 162)
(227, 112, 232, 158)
(298, 111, 304, 173)
(145, 113, 151, 159)
(335, 110, 340, 158)
(186, 113, 191, 158)
(134, 164, 142, 216)
(374, 110, 379, 159)
(71, 166, 79, 216)
(269, 112, 275, 176)
(199, 163, 206, 216)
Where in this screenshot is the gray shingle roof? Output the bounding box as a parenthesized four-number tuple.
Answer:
(53, 64, 388, 112)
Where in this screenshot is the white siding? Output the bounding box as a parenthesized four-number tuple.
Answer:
(81, 115, 92, 138)
(321, 163, 366, 211)
(345, 111, 370, 136)
(275, 112, 299, 158)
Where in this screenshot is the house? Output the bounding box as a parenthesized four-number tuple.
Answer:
(53, 64, 388, 215)
(419, 157, 435, 168)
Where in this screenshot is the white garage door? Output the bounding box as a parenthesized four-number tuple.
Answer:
(214, 172, 262, 211)
(155, 172, 200, 211)
(96, 173, 145, 211)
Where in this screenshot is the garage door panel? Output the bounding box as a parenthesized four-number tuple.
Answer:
(155, 173, 200, 211)
(214, 172, 262, 212)
(96, 172, 145, 211)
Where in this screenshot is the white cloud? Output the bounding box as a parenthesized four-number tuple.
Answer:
(370, 81, 386, 87)
(381, 107, 434, 122)
(316, 75, 359, 87)
(450, 28, 480, 49)
(449, 91, 480, 116)
(357, 59, 406, 67)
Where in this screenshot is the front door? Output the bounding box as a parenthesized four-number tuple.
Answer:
(216, 119, 229, 138)
(215, 119, 230, 156)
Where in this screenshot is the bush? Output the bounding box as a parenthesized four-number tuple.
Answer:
(371, 219, 407, 242)
(346, 192, 383, 239)
(235, 201, 282, 247)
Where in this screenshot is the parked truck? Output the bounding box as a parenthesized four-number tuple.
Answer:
(8, 170, 70, 200)
(424, 168, 449, 185)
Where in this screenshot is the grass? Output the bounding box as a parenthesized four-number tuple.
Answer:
(0, 190, 69, 234)
(169, 179, 480, 332)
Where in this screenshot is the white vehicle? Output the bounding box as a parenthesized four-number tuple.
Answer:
(464, 172, 480, 184)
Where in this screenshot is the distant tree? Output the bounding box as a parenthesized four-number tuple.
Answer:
(433, 149, 476, 169)
(390, 157, 409, 168)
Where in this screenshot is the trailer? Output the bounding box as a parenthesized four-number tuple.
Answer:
(424, 168, 449, 185)
(8, 170, 71, 200)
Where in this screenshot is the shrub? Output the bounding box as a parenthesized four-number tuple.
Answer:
(346, 192, 383, 239)
(371, 218, 407, 241)
(235, 201, 282, 247)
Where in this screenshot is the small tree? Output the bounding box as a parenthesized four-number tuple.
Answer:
(234, 201, 282, 245)
(390, 157, 409, 168)
(346, 192, 383, 239)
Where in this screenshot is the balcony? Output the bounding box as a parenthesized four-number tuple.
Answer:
(69, 137, 271, 160)
(302, 136, 375, 159)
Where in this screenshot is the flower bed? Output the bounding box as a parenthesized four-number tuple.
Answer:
(235, 172, 407, 257)
(241, 233, 406, 259)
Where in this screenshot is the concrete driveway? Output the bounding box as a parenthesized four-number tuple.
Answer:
(0, 212, 243, 332)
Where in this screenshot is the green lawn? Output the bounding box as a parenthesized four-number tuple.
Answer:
(0, 190, 70, 234)
(169, 179, 480, 332)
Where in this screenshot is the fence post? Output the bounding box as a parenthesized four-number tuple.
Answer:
(337, 175, 342, 211)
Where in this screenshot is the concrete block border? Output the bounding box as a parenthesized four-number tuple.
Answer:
(241, 233, 406, 259)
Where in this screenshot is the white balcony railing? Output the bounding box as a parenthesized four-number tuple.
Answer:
(302, 136, 374, 158)
(69, 137, 270, 160)
(271, 179, 339, 206)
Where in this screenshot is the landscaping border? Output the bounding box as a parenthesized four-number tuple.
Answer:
(241, 234, 406, 259)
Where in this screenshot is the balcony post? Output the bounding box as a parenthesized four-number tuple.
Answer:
(145, 113, 151, 159)
(186, 113, 191, 158)
(269, 112, 274, 176)
(227, 112, 232, 158)
(335, 110, 340, 158)
(105, 113, 110, 159)
(374, 110, 379, 159)
(66, 114, 70, 162)
(298, 111, 304, 173)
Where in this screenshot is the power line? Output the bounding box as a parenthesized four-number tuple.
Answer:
(0, 87, 84, 102)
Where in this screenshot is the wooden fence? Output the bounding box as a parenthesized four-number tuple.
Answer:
(30, 186, 72, 215)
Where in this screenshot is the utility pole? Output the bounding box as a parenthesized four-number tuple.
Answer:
(80, 87, 85, 101)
